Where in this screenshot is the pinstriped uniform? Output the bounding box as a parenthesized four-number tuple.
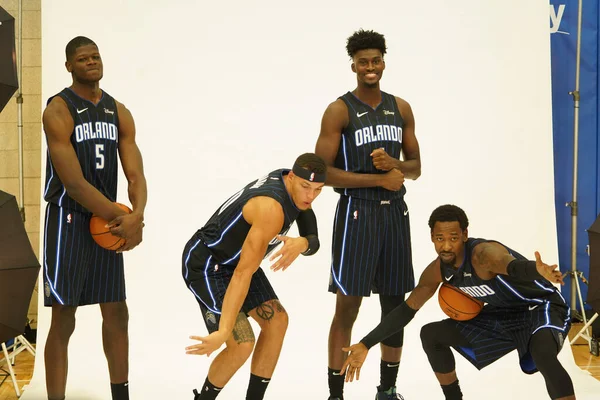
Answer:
(42, 88, 125, 306)
(328, 91, 414, 297)
(438, 238, 571, 373)
(182, 169, 300, 333)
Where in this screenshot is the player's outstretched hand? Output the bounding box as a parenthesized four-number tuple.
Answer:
(186, 330, 228, 357)
(340, 342, 369, 382)
(269, 235, 308, 272)
(534, 251, 564, 285)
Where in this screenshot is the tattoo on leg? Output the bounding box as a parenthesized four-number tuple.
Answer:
(272, 300, 285, 313)
(232, 313, 255, 344)
(256, 303, 275, 322)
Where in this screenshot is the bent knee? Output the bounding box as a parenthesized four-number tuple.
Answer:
(253, 300, 289, 333)
(420, 322, 439, 346)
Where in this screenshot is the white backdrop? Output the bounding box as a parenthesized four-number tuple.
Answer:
(23, 0, 600, 399)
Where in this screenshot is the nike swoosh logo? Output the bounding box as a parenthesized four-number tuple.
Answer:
(386, 363, 400, 367)
(261, 379, 271, 383)
(332, 372, 341, 376)
(357, 111, 368, 117)
(528, 305, 539, 311)
(77, 108, 88, 114)
(445, 275, 453, 281)
(403, 210, 409, 216)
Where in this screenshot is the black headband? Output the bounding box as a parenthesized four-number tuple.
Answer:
(292, 163, 326, 183)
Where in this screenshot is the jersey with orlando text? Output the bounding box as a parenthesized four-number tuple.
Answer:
(44, 88, 120, 213)
(334, 91, 405, 200)
(440, 238, 567, 308)
(197, 169, 300, 266)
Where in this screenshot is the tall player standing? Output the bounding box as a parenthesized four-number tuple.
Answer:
(42, 36, 147, 400)
(315, 29, 421, 400)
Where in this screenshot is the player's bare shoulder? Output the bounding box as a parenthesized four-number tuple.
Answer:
(323, 98, 349, 125)
(394, 96, 413, 120)
(114, 99, 136, 139)
(243, 196, 284, 224)
(44, 95, 70, 120)
(43, 96, 73, 136)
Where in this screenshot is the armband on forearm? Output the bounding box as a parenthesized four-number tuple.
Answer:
(506, 259, 543, 280)
(301, 234, 320, 256)
(360, 302, 417, 349)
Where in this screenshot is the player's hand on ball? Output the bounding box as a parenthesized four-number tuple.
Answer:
(108, 212, 143, 238)
(117, 226, 143, 253)
(534, 251, 564, 285)
(269, 235, 308, 272)
(340, 342, 369, 382)
(108, 212, 144, 251)
(186, 331, 228, 357)
(370, 148, 397, 171)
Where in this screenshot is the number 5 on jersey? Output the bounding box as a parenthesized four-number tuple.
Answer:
(95, 144, 104, 169)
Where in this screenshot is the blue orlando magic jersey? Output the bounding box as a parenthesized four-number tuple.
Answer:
(197, 169, 301, 266)
(441, 238, 567, 308)
(334, 91, 405, 200)
(44, 88, 120, 213)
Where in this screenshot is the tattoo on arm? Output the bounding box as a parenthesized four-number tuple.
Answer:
(472, 243, 511, 274)
(231, 312, 256, 344)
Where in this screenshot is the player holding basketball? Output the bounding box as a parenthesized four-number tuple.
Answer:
(315, 29, 421, 400)
(42, 36, 146, 400)
(183, 153, 325, 400)
(340, 204, 575, 400)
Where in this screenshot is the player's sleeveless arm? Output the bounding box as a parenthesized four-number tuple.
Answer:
(395, 97, 421, 179)
(472, 241, 544, 280)
(296, 208, 319, 256)
(219, 198, 284, 334)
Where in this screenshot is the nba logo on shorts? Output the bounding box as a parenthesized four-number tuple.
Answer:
(44, 282, 51, 298)
(309, 172, 315, 181)
(353, 210, 358, 220)
(67, 213, 72, 224)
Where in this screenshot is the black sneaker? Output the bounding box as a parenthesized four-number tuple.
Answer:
(375, 385, 405, 400)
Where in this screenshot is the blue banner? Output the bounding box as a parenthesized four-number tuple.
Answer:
(549, 1, 599, 311)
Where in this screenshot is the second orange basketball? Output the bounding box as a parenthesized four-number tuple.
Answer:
(89, 202, 132, 251)
(438, 282, 484, 321)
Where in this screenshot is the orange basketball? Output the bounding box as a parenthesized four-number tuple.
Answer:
(438, 282, 484, 321)
(89, 202, 132, 250)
